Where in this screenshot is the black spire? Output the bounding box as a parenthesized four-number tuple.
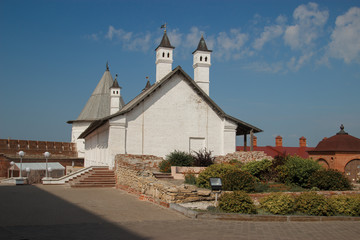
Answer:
(111, 74, 121, 89)
(155, 31, 175, 50)
(193, 34, 212, 54)
(336, 124, 348, 135)
(106, 61, 109, 71)
(142, 77, 151, 91)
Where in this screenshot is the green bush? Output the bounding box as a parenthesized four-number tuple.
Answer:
(277, 156, 322, 188)
(196, 164, 238, 189)
(184, 173, 197, 185)
(159, 160, 171, 173)
(331, 195, 360, 216)
(260, 193, 295, 215)
(166, 150, 194, 166)
(221, 169, 257, 192)
(218, 191, 257, 214)
(242, 159, 273, 181)
(295, 192, 335, 216)
(192, 148, 215, 167)
(308, 169, 352, 191)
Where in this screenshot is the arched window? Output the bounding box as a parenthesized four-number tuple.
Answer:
(113, 91, 115, 94)
(116, 91, 118, 94)
(205, 56, 208, 62)
(200, 56, 203, 61)
(162, 52, 165, 57)
(167, 52, 170, 58)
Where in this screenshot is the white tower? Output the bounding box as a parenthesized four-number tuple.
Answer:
(110, 74, 121, 115)
(193, 35, 212, 95)
(155, 29, 175, 82)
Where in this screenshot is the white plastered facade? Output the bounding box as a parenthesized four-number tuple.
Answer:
(83, 73, 237, 168)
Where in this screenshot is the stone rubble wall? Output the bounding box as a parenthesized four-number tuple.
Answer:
(215, 151, 272, 164)
(115, 154, 214, 204)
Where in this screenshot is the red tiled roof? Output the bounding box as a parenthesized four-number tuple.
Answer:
(309, 134, 360, 153)
(236, 146, 315, 158)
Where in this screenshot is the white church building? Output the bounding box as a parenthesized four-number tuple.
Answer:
(68, 30, 262, 168)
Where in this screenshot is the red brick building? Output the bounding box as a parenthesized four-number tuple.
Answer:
(308, 125, 360, 182)
(237, 135, 314, 159)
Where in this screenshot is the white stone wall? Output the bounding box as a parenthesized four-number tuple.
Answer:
(125, 74, 229, 158)
(83, 73, 238, 167)
(71, 121, 91, 157)
(84, 123, 110, 167)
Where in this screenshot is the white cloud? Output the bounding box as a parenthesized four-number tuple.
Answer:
(215, 29, 248, 60)
(104, 26, 152, 52)
(287, 52, 314, 71)
(105, 25, 132, 41)
(328, 7, 360, 63)
(284, 2, 328, 50)
(253, 15, 286, 50)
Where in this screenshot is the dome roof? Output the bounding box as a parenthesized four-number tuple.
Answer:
(311, 125, 360, 152)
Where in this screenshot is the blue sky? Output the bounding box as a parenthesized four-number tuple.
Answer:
(0, 0, 359, 147)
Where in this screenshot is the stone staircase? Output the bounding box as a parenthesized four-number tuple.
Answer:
(68, 167, 116, 188)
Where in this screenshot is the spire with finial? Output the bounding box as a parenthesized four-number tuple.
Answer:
(111, 73, 121, 89)
(106, 61, 109, 71)
(337, 124, 348, 135)
(142, 76, 151, 91)
(156, 24, 174, 50)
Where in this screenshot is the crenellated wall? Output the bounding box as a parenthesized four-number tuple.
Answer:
(0, 139, 77, 157)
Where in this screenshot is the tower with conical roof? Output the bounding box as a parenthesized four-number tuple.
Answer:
(193, 35, 212, 95)
(110, 74, 122, 115)
(155, 27, 175, 82)
(67, 62, 124, 156)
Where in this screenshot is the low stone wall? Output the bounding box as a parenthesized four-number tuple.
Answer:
(215, 151, 272, 164)
(115, 155, 214, 204)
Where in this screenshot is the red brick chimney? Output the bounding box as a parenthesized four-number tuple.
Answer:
(252, 135, 257, 147)
(275, 136, 282, 147)
(299, 136, 306, 147)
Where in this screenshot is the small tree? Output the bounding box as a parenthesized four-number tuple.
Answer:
(192, 148, 215, 167)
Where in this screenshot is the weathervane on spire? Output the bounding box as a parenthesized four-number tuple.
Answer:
(106, 61, 109, 71)
(160, 23, 167, 32)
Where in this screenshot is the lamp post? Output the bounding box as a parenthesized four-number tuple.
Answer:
(209, 177, 222, 207)
(18, 151, 25, 178)
(26, 167, 30, 178)
(44, 152, 50, 179)
(48, 167, 52, 179)
(10, 161, 15, 178)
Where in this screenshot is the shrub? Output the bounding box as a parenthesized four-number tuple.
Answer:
(295, 192, 335, 216)
(330, 195, 360, 216)
(260, 193, 295, 215)
(166, 150, 194, 166)
(308, 169, 352, 191)
(192, 148, 215, 167)
(159, 160, 171, 173)
(196, 164, 238, 189)
(184, 169, 197, 185)
(221, 169, 257, 192)
(277, 156, 322, 188)
(242, 159, 273, 181)
(218, 191, 257, 214)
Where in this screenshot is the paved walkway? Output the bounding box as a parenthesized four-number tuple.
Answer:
(0, 185, 359, 240)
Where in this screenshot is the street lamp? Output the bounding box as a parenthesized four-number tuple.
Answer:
(10, 161, 15, 178)
(210, 177, 222, 207)
(18, 151, 25, 178)
(44, 152, 50, 179)
(48, 167, 52, 178)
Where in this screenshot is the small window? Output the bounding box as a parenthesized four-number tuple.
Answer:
(116, 91, 118, 94)
(205, 56, 208, 62)
(167, 52, 170, 58)
(200, 56, 203, 61)
(162, 52, 165, 57)
(113, 91, 115, 94)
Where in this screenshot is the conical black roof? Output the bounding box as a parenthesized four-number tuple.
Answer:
(193, 35, 212, 54)
(111, 78, 121, 89)
(155, 31, 175, 50)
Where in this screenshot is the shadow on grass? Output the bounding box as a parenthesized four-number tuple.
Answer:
(0, 185, 146, 240)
